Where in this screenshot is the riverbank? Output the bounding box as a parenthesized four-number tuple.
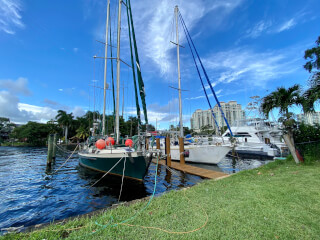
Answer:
(0, 142, 34, 147)
(3, 158, 320, 239)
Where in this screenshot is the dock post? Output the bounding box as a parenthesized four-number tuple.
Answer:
(179, 137, 185, 165)
(47, 134, 54, 168)
(165, 136, 171, 167)
(52, 133, 57, 162)
(145, 137, 149, 150)
(232, 146, 236, 173)
(156, 138, 160, 150)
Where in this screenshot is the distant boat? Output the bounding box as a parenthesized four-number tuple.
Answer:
(221, 119, 288, 159)
(79, 0, 152, 181)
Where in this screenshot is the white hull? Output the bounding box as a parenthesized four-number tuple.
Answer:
(161, 145, 232, 164)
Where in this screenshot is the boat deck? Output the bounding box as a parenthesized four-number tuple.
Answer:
(152, 159, 229, 180)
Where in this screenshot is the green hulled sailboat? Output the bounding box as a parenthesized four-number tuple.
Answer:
(79, 0, 152, 181)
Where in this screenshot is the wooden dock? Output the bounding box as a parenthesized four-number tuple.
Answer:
(152, 159, 229, 180)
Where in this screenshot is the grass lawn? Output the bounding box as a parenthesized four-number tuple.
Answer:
(3, 159, 320, 239)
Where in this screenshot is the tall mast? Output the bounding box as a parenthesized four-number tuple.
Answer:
(175, 6, 183, 138)
(115, 0, 122, 144)
(102, 0, 111, 136)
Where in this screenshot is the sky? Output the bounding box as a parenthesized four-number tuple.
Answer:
(0, 0, 319, 129)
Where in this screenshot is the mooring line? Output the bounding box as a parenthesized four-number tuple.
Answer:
(90, 155, 125, 188)
(118, 156, 127, 202)
(53, 144, 79, 174)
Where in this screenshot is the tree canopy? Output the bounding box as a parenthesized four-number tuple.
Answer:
(303, 36, 320, 111)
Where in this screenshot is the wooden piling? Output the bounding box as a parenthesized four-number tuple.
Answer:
(165, 136, 171, 167)
(52, 133, 57, 162)
(145, 137, 149, 150)
(156, 138, 160, 150)
(232, 146, 236, 173)
(47, 134, 54, 168)
(179, 137, 185, 165)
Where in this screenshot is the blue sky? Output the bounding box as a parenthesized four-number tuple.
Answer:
(0, 0, 319, 129)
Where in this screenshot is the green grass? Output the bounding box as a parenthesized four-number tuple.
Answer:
(3, 159, 320, 240)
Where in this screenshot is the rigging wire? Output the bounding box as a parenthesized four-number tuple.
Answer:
(178, 11, 233, 137)
(178, 13, 220, 132)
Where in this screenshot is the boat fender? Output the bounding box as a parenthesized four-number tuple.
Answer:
(106, 137, 115, 146)
(125, 139, 133, 147)
(95, 139, 106, 150)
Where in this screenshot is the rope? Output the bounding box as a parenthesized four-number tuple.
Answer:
(55, 143, 79, 155)
(118, 156, 127, 202)
(118, 188, 208, 234)
(53, 144, 79, 174)
(90, 155, 125, 188)
(37, 156, 209, 237)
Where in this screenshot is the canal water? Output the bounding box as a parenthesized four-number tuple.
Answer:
(0, 146, 271, 232)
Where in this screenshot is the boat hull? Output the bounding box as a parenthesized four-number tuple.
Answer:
(79, 151, 151, 181)
(162, 145, 232, 164)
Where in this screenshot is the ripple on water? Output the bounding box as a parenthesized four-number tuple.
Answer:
(0, 147, 203, 231)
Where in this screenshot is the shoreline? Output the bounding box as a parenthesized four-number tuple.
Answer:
(3, 158, 320, 239)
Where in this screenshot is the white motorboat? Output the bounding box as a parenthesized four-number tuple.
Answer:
(221, 119, 288, 159)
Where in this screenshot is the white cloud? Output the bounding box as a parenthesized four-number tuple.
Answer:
(202, 46, 301, 88)
(73, 48, 79, 53)
(72, 106, 86, 117)
(0, 77, 31, 96)
(245, 20, 272, 39)
(132, 0, 243, 75)
(0, 90, 56, 124)
(0, 75, 87, 123)
(0, 0, 24, 34)
(18, 103, 57, 122)
(276, 18, 296, 33)
(89, 0, 243, 77)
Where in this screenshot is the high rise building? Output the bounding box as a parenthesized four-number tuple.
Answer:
(297, 112, 320, 125)
(190, 101, 246, 133)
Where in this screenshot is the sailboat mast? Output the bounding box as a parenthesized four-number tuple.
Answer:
(115, 0, 122, 144)
(102, 0, 111, 136)
(175, 6, 183, 138)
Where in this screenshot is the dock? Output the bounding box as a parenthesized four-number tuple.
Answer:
(152, 159, 229, 180)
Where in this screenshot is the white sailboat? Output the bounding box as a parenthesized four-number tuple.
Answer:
(163, 6, 232, 165)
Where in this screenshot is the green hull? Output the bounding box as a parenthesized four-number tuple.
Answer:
(79, 154, 151, 181)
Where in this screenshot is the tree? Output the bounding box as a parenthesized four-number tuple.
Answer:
(0, 117, 15, 142)
(10, 122, 51, 146)
(56, 110, 74, 144)
(76, 126, 89, 140)
(200, 124, 213, 135)
(303, 36, 320, 111)
(261, 84, 303, 163)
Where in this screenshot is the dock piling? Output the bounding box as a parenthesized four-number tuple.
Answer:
(145, 137, 149, 150)
(156, 138, 160, 150)
(179, 137, 185, 165)
(52, 133, 57, 162)
(165, 136, 171, 167)
(47, 134, 54, 168)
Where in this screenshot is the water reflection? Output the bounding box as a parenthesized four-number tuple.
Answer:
(0, 147, 202, 231)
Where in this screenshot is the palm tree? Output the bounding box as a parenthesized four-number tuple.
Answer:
(261, 84, 303, 164)
(75, 126, 89, 141)
(303, 36, 320, 110)
(56, 110, 74, 144)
